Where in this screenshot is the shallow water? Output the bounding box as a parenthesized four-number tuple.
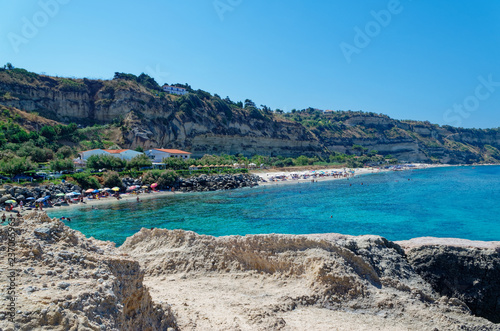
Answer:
(47, 166, 500, 246)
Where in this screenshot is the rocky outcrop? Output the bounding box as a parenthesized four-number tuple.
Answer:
(0, 212, 177, 330)
(399, 239, 500, 323)
(179, 174, 260, 192)
(0, 182, 81, 205)
(1, 210, 498, 330)
(120, 229, 498, 330)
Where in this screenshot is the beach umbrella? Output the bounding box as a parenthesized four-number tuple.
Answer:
(150, 183, 158, 188)
(4, 200, 16, 204)
(56, 193, 65, 197)
(26, 197, 35, 200)
(103, 188, 111, 191)
(36, 198, 45, 202)
(71, 192, 81, 195)
(112, 187, 120, 191)
(92, 189, 99, 194)
(141, 185, 148, 188)
(85, 189, 94, 193)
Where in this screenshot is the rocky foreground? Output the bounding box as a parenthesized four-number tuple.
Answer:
(0, 212, 177, 330)
(0, 213, 499, 330)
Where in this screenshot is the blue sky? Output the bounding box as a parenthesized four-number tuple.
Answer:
(1, 0, 500, 129)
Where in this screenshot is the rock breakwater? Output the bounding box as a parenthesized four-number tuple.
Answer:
(0, 182, 81, 206)
(178, 173, 260, 192)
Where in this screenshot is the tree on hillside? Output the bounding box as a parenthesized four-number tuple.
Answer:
(0, 157, 36, 176)
(49, 158, 75, 172)
(86, 155, 126, 171)
(137, 73, 161, 90)
(244, 99, 255, 108)
(126, 154, 152, 170)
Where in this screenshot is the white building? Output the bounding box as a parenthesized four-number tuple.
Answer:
(104, 149, 144, 161)
(162, 85, 187, 95)
(145, 148, 192, 163)
(78, 149, 144, 161)
(79, 149, 110, 161)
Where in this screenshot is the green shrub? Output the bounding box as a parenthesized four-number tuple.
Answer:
(142, 169, 179, 189)
(49, 158, 74, 172)
(0, 156, 37, 176)
(102, 171, 122, 188)
(58, 78, 87, 92)
(126, 154, 152, 170)
(67, 172, 101, 189)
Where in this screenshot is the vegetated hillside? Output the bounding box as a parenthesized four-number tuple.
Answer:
(0, 68, 321, 158)
(0, 66, 499, 164)
(283, 109, 500, 164)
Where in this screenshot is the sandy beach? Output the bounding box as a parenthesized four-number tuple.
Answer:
(9, 163, 445, 217)
(253, 163, 442, 185)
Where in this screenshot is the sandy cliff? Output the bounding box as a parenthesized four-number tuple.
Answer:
(0, 212, 177, 330)
(120, 229, 499, 330)
(2, 70, 500, 162)
(1, 212, 499, 330)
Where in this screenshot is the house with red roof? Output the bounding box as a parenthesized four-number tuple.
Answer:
(78, 149, 144, 162)
(145, 148, 192, 163)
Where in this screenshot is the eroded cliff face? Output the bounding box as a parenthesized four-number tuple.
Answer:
(0, 76, 322, 157)
(0, 212, 177, 331)
(399, 239, 500, 323)
(1, 72, 499, 162)
(119, 229, 498, 330)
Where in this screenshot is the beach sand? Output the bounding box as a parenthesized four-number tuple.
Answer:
(11, 163, 444, 216)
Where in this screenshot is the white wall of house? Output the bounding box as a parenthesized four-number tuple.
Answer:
(162, 85, 187, 95)
(79, 149, 144, 161)
(106, 150, 144, 161)
(145, 149, 191, 163)
(79, 149, 110, 160)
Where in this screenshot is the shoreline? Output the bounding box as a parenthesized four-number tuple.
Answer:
(37, 163, 450, 216)
(25, 162, 499, 247)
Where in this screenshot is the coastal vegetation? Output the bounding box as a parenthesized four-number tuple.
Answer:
(0, 64, 500, 181)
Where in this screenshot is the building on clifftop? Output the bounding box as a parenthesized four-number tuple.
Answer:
(162, 85, 187, 95)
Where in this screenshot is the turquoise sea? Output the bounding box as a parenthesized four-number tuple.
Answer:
(47, 166, 500, 246)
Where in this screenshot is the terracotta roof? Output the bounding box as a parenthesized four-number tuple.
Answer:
(80, 149, 103, 153)
(103, 149, 131, 154)
(153, 148, 191, 155)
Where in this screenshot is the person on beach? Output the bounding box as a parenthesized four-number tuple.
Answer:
(1, 213, 6, 223)
(136, 196, 140, 202)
